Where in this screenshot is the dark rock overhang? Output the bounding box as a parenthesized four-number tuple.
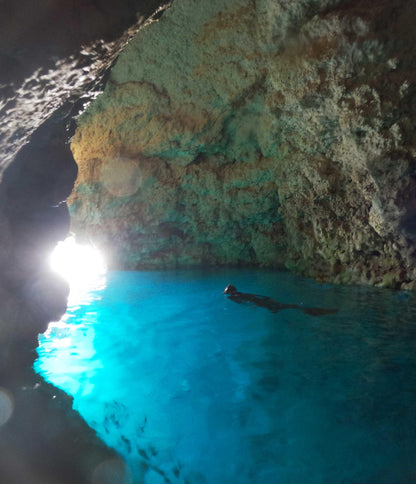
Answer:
(0, 0, 171, 170)
(0, 2, 171, 483)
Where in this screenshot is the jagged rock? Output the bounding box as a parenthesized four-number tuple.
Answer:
(70, 0, 416, 288)
(0, 0, 171, 340)
(0, 0, 169, 170)
(0, 1, 170, 482)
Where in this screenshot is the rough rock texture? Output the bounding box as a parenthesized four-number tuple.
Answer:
(0, 0, 168, 170)
(0, 1, 169, 482)
(0, 0, 171, 302)
(70, 0, 416, 289)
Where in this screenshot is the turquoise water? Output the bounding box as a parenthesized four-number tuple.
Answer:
(35, 270, 416, 483)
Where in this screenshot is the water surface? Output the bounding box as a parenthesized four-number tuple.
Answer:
(35, 270, 416, 483)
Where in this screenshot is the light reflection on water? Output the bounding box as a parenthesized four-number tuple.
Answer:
(35, 270, 416, 483)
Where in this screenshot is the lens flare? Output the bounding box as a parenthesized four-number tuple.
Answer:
(49, 236, 107, 304)
(0, 388, 14, 426)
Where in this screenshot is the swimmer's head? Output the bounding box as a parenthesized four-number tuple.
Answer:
(223, 284, 237, 295)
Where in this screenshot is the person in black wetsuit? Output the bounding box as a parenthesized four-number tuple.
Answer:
(222, 284, 338, 316)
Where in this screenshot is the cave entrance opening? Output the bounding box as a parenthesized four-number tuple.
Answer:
(49, 236, 107, 305)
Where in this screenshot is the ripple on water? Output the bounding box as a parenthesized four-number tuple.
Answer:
(36, 269, 416, 484)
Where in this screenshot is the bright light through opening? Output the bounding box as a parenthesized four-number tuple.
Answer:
(50, 236, 107, 302)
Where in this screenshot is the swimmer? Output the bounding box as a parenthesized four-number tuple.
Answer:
(223, 284, 338, 316)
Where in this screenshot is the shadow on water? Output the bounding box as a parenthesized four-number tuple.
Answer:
(36, 270, 416, 483)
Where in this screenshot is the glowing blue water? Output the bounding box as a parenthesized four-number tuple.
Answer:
(35, 270, 416, 483)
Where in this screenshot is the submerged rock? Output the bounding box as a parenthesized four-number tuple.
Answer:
(70, 0, 416, 289)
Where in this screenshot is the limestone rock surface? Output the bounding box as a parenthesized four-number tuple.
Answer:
(0, 2, 170, 482)
(0, 0, 168, 170)
(71, 0, 416, 289)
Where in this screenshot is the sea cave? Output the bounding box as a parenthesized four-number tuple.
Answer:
(1, 0, 416, 482)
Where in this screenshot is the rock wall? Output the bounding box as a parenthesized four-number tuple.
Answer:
(0, 1, 169, 482)
(70, 0, 416, 289)
(0, 0, 168, 170)
(0, 0, 171, 325)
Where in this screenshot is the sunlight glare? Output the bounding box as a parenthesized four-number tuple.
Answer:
(50, 236, 107, 302)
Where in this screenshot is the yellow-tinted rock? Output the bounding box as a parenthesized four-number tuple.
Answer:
(70, 0, 416, 288)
